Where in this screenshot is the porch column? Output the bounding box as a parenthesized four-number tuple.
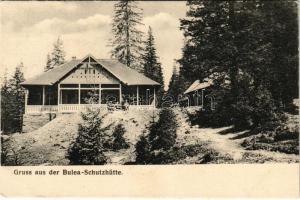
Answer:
(119, 84, 122, 104)
(42, 86, 45, 105)
(57, 84, 60, 105)
(99, 84, 101, 104)
(137, 85, 139, 106)
(78, 84, 81, 105)
(25, 89, 28, 113)
(196, 90, 199, 106)
(153, 87, 156, 107)
(25, 89, 28, 106)
(201, 89, 204, 108)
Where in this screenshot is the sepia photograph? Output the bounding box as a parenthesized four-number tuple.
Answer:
(0, 0, 298, 168)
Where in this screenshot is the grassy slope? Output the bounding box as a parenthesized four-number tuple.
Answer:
(2, 108, 298, 165)
(3, 109, 158, 166)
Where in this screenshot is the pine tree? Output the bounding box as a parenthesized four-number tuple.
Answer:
(1, 68, 9, 133)
(179, 1, 297, 130)
(143, 27, 163, 84)
(109, 0, 144, 72)
(135, 134, 151, 164)
(167, 65, 181, 102)
(111, 124, 129, 151)
(67, 108, 108, 165)
(1, 63, 26, 133)
(10, 63, 26, 133)
(258, 1, 298, 109)
(44, 53, 52, 71)
(142, 27, 165, 106)
(51, 37, 66, 67)
(148, 108, 177, 151)
(135, 108, 178, 164)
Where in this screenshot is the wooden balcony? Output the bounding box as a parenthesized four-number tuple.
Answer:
(25, 105, 58, 114)
(25, 104, 155, 114)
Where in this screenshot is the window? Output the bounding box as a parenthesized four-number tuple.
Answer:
(61, 90, 79, 104)
(80, 89, 99, 104)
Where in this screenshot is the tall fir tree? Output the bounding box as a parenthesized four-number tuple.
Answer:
(51, 37, 66, 68)
(258, 1, 298, 108)
(1, 68, 9, 133)
(143, 27, 164, 85)
(179, 1, 297, 130)
(44, 53, 52, 71)
(142, 26, 164, 106)
(10, 62, 26, 133)
(1, 63, 25, 133)
(110, 0, 144, 72)
(167, 65, 181, 102)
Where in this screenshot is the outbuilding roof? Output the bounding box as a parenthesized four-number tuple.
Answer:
(21, 55, 160, 86)
(184, 79, 213, 94)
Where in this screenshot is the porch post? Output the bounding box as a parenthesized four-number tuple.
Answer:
(42, 86, 45, 105)
(196, 90, 199, 106)
(25, 89, 28, 106)
(137, 85, 139, 106)
(58, 84, 60, 105)
(25, 89, 28, 113)
(99, 84, 101, 104)
(119, 84, 122, 104)
(153, 87, 156, 108)
(201, 89, 204, 108)
(78, 84, 81, 105)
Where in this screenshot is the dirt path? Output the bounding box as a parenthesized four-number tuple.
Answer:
(174, 108, 299, 163)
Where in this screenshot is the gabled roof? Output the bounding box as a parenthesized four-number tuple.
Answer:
(21, 60, 81, 86)
(184, 79, 213, 94)
(97, 59, 158, 85)
(21, 54, 160, 86)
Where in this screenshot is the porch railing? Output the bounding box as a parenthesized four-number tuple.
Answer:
(25, 104, 155, 114)
(25, 105, 58, 114)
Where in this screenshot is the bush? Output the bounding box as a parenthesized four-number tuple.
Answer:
(273, 125, 299, 141)
(67, 108, 108, 165)
(187, 108, 232, 128)
(111, 124, 129, 151)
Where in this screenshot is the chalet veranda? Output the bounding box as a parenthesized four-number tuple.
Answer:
(21, 54, 160, 114)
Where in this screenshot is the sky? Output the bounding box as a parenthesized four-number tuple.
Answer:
(0, 1, 187, 90)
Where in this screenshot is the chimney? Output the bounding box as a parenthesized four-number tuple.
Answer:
(72, 56, 76, 60)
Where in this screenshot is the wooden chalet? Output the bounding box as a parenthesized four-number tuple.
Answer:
(21, 54, 160, 114)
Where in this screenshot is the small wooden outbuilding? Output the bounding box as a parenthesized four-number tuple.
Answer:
(180, 79, 215, 110)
